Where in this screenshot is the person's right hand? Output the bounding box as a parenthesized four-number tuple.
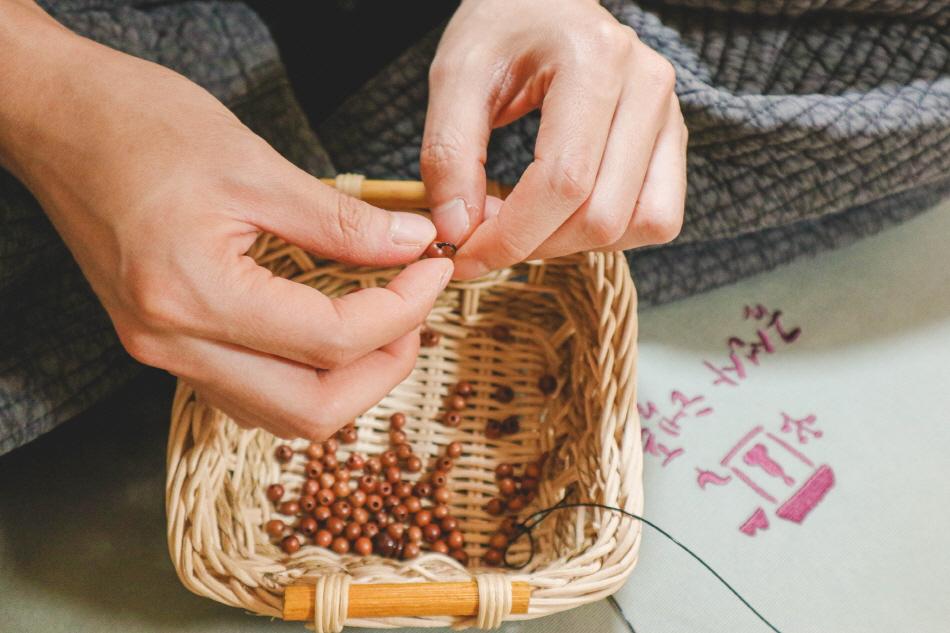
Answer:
(0, 9, 451, 440)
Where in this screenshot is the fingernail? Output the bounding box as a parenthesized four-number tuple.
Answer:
(439, 265, 453, 290)
(390, 212, 434, 246)
(432, 198, 470, 242)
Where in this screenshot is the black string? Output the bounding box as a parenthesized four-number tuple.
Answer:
(503, 500, 783, 633)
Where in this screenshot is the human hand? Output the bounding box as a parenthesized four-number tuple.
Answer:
(421, 0, 687, 279)
(0, 14, 451, 439)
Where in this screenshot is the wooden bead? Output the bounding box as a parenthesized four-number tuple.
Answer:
(377, 481, 393, 497)
(492, 385, 514, 403)
(381, 450, 398, 468)
(499, 517, 519, 537)
(501, 415, 520, 435)
(326, 516, 345, 536)
(318, 472, 336, 489)
(349, 489, 367, 508)
(300, 495, 318, 513)
(442, 411, 462, 427)
(305, 443, 324, 460)
(275, 445, 294, 463)
(524, 462, 541, 479)
(490, 324, 513, 342)
(395, 443, 413, 461)
(483, 548, 503, 566)
(436, 457, 454, 472)
(344, 522, 362, 541)
(313, 506, 332, 522)
(302, 478, 320, 497)
(420, 328, 441, 347)
(281, 535, 301, 554)
(424, 241, 457, 259)
(414, 509, 432, 527)
(432, 504, 450, 520)
(407, 525, 423, 543)
(385, 495, 400, 509)
(266, 484, 285, 503)
(305, 460, 323, 478)
(387, 523, 405, 540)
(440, 516, 458, 532)
(489, 532, 509, 550)
(358, 474, 377, 494)
(317, 489, 335, 507)
(335, 468, 352, 483)
(374, 532, 398, 557)
(506, 496, 526, 513)
(450, 548, 470, 565)
(422, 523, 442, 543)
(338, 425, 358, 445)
(314, 529, 333, 548)
(521, 477, 539, 492)
(323, 438, 339, 454)
(265, 519, 286, 538)
(279, 501, 300, 516)
(485, 420, 502, 440)
(402, 541, 421, 560)
(390, 429, 407, 445)
(433, 486, 451, 504)
(497, 477, 517, 497)
(331, 500, 352, 519)
(389, 412, 406, 429)
(373, 512, 391, 527)
(351, 507, 369, 525)
(406, 455, 423, 473)
(392, 504, 410, 522)
(332, 480, 350, 499)
(384, 466, 401, 484)
(362, 522, 380, 539)
(446, 530, 465, 550)
(354, 536, 373, 556)
(430, 540, 450, 555)
(484, 498, 504, 516)
(322, 454, 339, 471)
(455, 381, 473, 397)
(364, 457, 382, 474)
(447, 394, 467, 411)
(404, 496, 422, 513)
(395, 482, 413, 499)
(431, 471, 448, 487)
(331, 536, 350, 554)
(538, 374, 557, 395)
(413, 482, 432, 498)
(446, 441, 463, 458)
(495, 463, 514, 479)
(299, 516, 318, 536)
(346, 453, 365, 470)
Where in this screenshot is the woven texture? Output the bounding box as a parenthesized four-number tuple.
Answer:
(166, 230, 644, 628)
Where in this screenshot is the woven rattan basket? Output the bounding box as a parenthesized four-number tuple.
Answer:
(166, 176, 644, 631)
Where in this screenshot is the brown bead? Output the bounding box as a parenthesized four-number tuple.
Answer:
(422, 523, 442, 543)
(406, 455, 423, 473)
(492, 385, 514, 403)
(414, 509, 432, 527)
(385, 495, 400, 509)
(349, 489, 367, 508)
(447, 394, 467, 411)
(377, 481, 393, 497)
(339, 426, 358, 445)
(446, 441, 463, 459)
(538, 374, 557, 395)
(501, 415, 520, 435)
(346, 453, 365, 470)
(331, 500, 352, 519)
(489, 532, 509, 550)
(374, 532, 398, 557)
(483, 549, 503, 566)
(430, 540, 450, 555)
(279, 501, 300, 516)
(485, 420, 502, 440)
(326, 516, 345, 536)
(354, 536, 373, 556)
(275, 445, 294, 463)
(420, 328, 441, 347)
(521, 477, 539, 492)
(332, 480, 350, 499)
(442, 411, 462, 427)
(366, 495, 384, 512)
(395, 482, 414, 499)
(331, 536, 350, 554)
(335, 468, 351, 483)
(524, 462, 541, 479)
(392, 504, 410, 522)
(413, 482, 433, 499)
(281, 535, 301, 554)
(358, 474, 377, 494)
(314, 529, 333, 548)
(299, 516, 318, 536)
(389, 412, 406, 429)
(404, 496, 422, 513)
(407, 525, 423, 543)
(318, 472, 336, 489)
(402, 541, 421, 560)
(436, 457, 454, 472)
(425, 241, 457, 259)
(313, 506, 332, 522)
(322, 454, 339, 471)
(344, 522, 362, 541)
(364, 456, 382, 474)
(265, 519, 286, 538)
(395, 443, 414, 461)
(302, 479, 321, 497)
(440, 516, 459, 532)
(386, 523, 405, 540)
(351, 507, 369, 525)
(432, 504, 450, 520)
(446, 530, 465, 550)
(384, 466, 401, 485)
(373, 512, 391, 527)
(455, 381, 473, 397)
(381, 450, 398, 468)
(490, 324, 513, 342)
(450, 548, 470, 565)
(431, 471, 448, 488)
(266, 484, 285, 503)
(362, 522, 380, 539)
(300, 495, 318, 513)
(323, 438, 339, 454)
(305, 443, 325, 460)
(484, 498, 504, 516)
(305, 460, 323, 479)
(317, 489, 335, 507)
(497, 478, 517, 497)
(499, 517, 519, 537)
(433, 486, 451, 504)
(390, 429, 407, 445)
(495, 463, 514, 479)
(506, 496, 527, 513)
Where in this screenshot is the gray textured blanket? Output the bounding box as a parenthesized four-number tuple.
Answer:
(1, 1, 948, 454)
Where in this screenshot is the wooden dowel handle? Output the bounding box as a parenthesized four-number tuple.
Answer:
(282, 580, 531, 620)
(319, 177, 512, 210)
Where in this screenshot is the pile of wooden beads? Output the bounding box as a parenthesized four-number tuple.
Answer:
(480, 455, 547, 566)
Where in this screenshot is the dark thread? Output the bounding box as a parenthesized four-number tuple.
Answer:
(503, 500, 783, 633)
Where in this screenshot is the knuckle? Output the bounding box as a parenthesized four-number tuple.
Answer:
(419, 129, 466, 179)
(549, 155, 597, 204)
(645, 53, 677, 94)
(637, 203, 684, 245)
(116, 326, 165, 367)
(585, 210, 629, 246)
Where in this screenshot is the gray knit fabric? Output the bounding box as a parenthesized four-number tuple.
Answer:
(1, 0, 948, 454)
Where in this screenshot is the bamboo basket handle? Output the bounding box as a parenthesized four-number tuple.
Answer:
(283, 579, 531, 622)
(320, 174, 513, 210)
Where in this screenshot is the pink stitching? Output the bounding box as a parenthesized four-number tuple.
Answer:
(739, 508, 770, 536)
(776, 465, 835, 523)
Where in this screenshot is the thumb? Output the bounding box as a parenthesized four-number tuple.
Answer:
(420, 62, 492, 245)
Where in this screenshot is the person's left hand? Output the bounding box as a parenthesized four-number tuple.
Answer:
(421, 0, 687, 279)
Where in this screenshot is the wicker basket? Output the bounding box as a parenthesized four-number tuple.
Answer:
(165, 177, 644, 631)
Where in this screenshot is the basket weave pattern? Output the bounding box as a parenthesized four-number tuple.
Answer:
(166, 230, 643, 629)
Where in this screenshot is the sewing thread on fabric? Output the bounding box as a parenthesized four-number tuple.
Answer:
(503, 500, 783, 633)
